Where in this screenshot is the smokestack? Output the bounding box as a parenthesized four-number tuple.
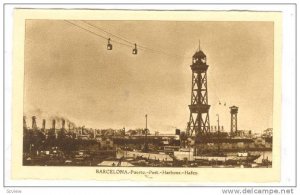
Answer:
(62, 119, 65, 130)
(42, 119, 46, 130)
(52, 119, 56, 130)
(81, 126, 84, 135)
(23, 116, 27, 130)
(32, 116, 37, 130)
(68, 123, 71, 131)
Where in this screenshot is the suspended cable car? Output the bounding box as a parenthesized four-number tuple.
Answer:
(132, 43, 138, 55)
(107, 38, 112, 50)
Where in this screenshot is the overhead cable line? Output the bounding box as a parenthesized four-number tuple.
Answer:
(65, 20, 134, 49)
(80, 20, 189, 58)
(83, 21, 134, 45)
(65, 20, 193, 59)
(65, 20, 108, 40)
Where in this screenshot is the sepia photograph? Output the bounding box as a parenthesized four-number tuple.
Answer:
(9, 9, 285, 183)
(2, 0, 300, 193)
(22, 19, 274, 168)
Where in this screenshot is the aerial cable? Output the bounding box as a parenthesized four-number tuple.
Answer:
(65, 20, 108, 40)
(66, 20, 196, 59)
(65, 20, 133, 49)
(81, 20, 188, 58)
(82, 21, 134, 45)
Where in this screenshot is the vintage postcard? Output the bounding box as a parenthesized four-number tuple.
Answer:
(12, 9, 281, 183)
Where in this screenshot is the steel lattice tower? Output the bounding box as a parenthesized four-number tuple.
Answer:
(230, 106, 239, 136)
(187, 48, 210, 143)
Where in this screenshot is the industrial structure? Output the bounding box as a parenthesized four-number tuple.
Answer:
(230, 105, 239, 136)
(42, 119, 46, 132)
(187, 47, 210, 143)
(31, 116, 37, 131)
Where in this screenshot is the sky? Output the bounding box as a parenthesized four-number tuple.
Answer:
(24, 20, 274, 134)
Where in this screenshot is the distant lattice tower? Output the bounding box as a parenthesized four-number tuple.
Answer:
(230, 106, 239, 136)
(187, 47, 210, 143)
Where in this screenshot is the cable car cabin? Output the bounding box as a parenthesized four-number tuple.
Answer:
(132, 48, 137, 55)
(107, 38, 112, 50)
(107, 43, 112, 50)
(132, 43, 138, 55)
